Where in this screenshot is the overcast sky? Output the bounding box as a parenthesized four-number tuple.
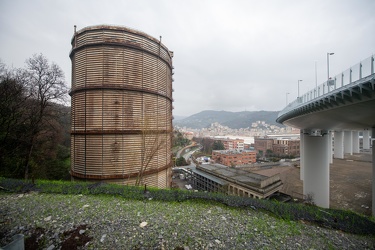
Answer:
(1, 0, 374, 117)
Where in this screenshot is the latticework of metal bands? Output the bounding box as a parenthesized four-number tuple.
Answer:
(69, 25, 174, 188)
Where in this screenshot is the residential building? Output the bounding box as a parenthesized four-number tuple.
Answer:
(212, 150, 256, 167)
(220, 138, 245, 151)
(254, 137, 275, 156)
(272, 139, 300, 157)
(184, 132, 194, 140)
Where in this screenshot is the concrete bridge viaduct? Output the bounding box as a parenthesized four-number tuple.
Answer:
(276, 55, 375, 215)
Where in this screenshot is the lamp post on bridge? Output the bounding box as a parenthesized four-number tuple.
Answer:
(286, 92, 289, 105)
(298, 80, 303, 100)
(327, 52, 334, 81)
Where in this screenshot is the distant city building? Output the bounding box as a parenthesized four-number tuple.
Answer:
(220, 138, 244, 151)
(254, 137, 275, 156)
(175, 120, 299, 139)
(184, 132, 194, 140)
(212, 150, 256, 167)
(272, 139, 300, 157)
(192, 164, 283, 199)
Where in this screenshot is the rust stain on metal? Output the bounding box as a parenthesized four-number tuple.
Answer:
(70, 25, 174, 188)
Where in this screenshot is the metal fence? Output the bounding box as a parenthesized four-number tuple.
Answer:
(279, 55, 375, 117)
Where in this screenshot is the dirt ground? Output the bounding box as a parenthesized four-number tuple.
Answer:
(172, 151, 372, 216)
(253, 151, 372, 216)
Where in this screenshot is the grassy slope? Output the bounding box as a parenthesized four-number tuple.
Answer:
(1, 192, 375, 249)
(1, 178, 375, 248)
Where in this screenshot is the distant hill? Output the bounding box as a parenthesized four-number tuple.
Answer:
(173, 110, 281, 129)
(173, 115, 188, 121)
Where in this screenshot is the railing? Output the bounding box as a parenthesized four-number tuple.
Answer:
(279, 55, 375, 117)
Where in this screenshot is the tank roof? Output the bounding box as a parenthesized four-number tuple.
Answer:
(71, 24, 171, 53)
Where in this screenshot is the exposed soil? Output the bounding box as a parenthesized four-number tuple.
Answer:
(25, 227, 46, 250)
(61, 224, 92, 250)
(22, 225, 92, 250)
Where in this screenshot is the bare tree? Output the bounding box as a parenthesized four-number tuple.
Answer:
(135, 116, 167, 186)
(0, 63, 31, 177)
(0, 66, 26, 146)
(19, 54, 68, 179)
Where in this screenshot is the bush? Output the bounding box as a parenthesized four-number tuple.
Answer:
(175, 156, 188, 166)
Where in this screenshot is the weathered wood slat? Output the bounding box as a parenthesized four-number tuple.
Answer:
(70, 25, 173, 188)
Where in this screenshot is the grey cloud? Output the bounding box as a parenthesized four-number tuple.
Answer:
(0, 0, 374, 117)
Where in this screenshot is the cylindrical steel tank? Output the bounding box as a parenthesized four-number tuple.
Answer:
(69, 25, 173, 188)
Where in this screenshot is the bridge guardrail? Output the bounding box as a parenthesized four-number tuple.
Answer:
(279, 55, 375, 117)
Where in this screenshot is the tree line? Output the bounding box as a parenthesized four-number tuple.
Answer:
(0, 54, 70, 180)
(192, 137, 224, 154)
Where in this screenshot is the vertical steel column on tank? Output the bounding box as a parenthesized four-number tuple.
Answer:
(334, 131, 344, 159)
(363, 130, 370, 150)
(303, 131, 330, 208)
(344, 131, 353, 155)
(372, 127, 375, 216)
(300, 130, 304, 181)
(352, 131, 360, 153)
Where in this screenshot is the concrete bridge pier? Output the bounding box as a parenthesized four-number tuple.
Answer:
(303, 130, 330, 208)
(300, 130, 304, 181)
(344, 131, 353, 155)
(329, 132, 333, 164)
(372, 127, 375, 216)
(352, 131, 360, 153)
(334, 131, 344, 159)
(363, 130, 370, 150)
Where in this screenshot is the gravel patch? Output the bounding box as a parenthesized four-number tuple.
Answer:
(1, 192, 374, 249)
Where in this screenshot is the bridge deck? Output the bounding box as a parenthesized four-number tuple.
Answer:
(277, 74, 375, 130)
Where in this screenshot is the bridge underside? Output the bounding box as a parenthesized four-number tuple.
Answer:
(282, 98, 375, 131)
(277, 74, 375, 131)
(277, 74, 375, 215)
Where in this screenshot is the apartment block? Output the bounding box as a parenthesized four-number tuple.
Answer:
(272, 139, 300, 157)
(212, 150, 256, 167)
(220, 138, 245, 150)
(254, 137, 275, 156)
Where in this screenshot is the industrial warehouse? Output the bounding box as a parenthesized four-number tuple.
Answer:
(178, 164, 283, 199)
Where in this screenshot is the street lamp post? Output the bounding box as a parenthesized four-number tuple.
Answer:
(327, 52, 334, 81)
(286, 92, 289, 105)
(298, 79, 303, 98)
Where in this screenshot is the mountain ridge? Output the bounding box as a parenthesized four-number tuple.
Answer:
(173, 110, 281, 129)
